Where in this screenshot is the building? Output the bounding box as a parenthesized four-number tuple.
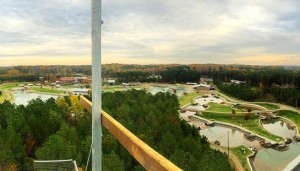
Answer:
(186, 82, 198, 85)
(231, 80, 246, 85)
(200, 77, 213, 85)
(57, 77, 77, 85)
(108, 79, 116, 86)
(122, 83, 131, 87)
(193, 84, 214, 91)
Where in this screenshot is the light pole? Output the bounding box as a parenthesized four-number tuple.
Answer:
(92, 0, 102, 170)
(227, 131, 229, 157)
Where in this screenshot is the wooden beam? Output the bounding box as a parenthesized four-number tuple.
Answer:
(80, 96, 183, 171)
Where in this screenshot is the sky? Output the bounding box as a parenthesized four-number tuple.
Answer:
(1, 0, 300, 66)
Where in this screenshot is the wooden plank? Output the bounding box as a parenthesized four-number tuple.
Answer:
(80, 96, 182, 171)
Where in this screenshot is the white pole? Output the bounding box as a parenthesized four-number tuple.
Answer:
(91, 0, 102, 170)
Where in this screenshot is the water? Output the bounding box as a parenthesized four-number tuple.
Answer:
(13, 91, 58, 106)
(200, 124, 260, 147)
(185, 94, 224, 111)
(261, 119, 296, 139)
(252, 143, 300, 171)
(180, 111, 259, 148)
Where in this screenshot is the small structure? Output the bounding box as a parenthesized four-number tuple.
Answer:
(71, 88, 89, 95)
(231, 80, 246, 85)
(200, 77, 213, 85)
(107, 79, 116, 86)
(57, 77, 77, 85)
(39, 77, 44, 83)
(205, 121, 215, 126)
(186, 82, 197, 85)
(122, 83, 131, 87)
(193, 84, 213, 91)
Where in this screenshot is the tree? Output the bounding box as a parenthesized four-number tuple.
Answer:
(103, 152, 125, 171)
(36, 134, 77, 160)
(232, 108, 236, 118)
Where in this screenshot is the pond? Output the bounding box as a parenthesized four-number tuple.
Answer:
(180, 111, 260, 148)
(261, 119, 296, 139)
(13, 91, 58, 106)
(200, 124, 260, 147)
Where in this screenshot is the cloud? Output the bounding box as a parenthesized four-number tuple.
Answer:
(0, 0, 300, 65)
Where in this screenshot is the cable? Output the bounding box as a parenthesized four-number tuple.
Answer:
(85, 143, 92, 171)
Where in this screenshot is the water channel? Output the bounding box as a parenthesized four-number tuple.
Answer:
(180, 95, 300, 171)
(261, 119, 296, 139)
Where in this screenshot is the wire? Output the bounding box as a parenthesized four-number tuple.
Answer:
(85, 143, 92, 171)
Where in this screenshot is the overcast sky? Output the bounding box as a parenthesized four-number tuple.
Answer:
(1, 0, 300, 66)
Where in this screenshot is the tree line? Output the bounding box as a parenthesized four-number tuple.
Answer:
(215, 82, 300, 107)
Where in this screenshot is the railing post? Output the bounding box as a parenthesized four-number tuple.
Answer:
(91, 0, 102, 170)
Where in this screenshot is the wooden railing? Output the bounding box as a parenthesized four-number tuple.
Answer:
(80, 96, 182, 171)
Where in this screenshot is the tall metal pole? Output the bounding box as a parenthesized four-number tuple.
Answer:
(92, 0, 102, 170)
(227, 131, 229, 158)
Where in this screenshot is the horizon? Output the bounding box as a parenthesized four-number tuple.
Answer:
(0, 63, 300, 68)
(1, 0, 300, 66)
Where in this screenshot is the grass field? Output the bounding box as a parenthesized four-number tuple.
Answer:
(206, 102, 233, 112)
(200, 111, 283, 141)
(31, 87, 64, 94)
(179, 92, 201, 107)
(253, 103, 280, 110)
(231, 146, 252, 171)
(0, 83, 23, 90)
(277, 110, 300, 134)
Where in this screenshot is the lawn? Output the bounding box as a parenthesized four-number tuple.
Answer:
(277, 110, 300, 134)
(31, 87, 64, 94)
(200, 111, 284, 142)
(231, 146, 253, 171)
(206, 102, 233, 112)
(0, 83, 23, 90)
(179, 92, 201, 107)
(253, 103, 280, 110)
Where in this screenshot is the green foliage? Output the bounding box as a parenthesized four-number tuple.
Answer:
(179, 92, 200, 107)
(102, 90, 233, 171)
(160, 65, 200, 83)
(103, 152, 125, 171)
(36, 134, 77, 160)
(206, 102, 234, 112)
(215, 83, 261, 101)
(231, 146, 252, 171)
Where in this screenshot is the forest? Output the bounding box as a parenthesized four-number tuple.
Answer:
(0, 90, 232, 171)
(1, 64, 300, 106)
